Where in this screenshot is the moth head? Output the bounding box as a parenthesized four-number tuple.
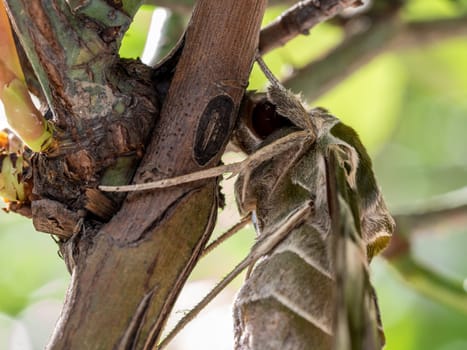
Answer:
(309, 108, 339, 138)
(266, 85, 313, 131)
(231, 92, 294, 155)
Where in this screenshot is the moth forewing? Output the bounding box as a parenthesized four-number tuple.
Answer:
(328, 121, 395, 260)
(232, 122, 390, 349)
(326, 150, 383, 350)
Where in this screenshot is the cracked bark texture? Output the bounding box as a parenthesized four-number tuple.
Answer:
(5, 0, 266, 348)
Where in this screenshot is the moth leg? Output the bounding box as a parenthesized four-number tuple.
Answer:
(202, 214, 252, 257)
(157, 256, 254, 349)
(245, 262, 256, 280)
(255, 53, 281, 87)
(98, 161, 243, 192)
(239, 134, 311, 204)
(159, 215, 253, 349)
(99, 130, 309, 193)
(238, 165, 252, 205)
(255, 54, 314, 132)
(237, 130, 311, 203)
(242, 200, 313, 281)
(269, 136, 314, 196)
(157, 202, 311, 349)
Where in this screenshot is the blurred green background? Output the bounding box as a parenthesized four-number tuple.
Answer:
(1, 1, 466, 349)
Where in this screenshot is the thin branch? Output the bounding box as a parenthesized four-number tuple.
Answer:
(383, 187, 467, 260)
(393, 187, 467, 237)
(381, 188, 467, 314)
(391, 16, 467, 49)
(284, 16, 398, 100)
(388, 255, 467, 314)
(259, 0, 362, 54)
(284, 15, 467, 101)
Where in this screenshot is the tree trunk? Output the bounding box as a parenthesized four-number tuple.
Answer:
(5, 0, 266, 348)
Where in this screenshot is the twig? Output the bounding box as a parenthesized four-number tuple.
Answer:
(284, 16, 467, 100)
(259, 0, 361, 54)
(389, 255, 467, 314)
(391, 16, 467, 49)
(383, 187, 467, 259)
(284, 17, 398, 100)
(382, 188, 467, 314)
(393, 187, 467, 236)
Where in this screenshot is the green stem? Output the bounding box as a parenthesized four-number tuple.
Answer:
(390, 255, 467, 314)
(4, 0, 142, 119)
(2, 78, 53, 152)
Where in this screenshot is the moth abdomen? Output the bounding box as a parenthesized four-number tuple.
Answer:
(234, 222, 336, 350)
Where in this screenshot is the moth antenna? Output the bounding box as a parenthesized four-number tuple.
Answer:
(255, 54, 314, 132)
(255, 54, 283, 88)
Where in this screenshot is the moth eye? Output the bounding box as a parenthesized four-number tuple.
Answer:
(251, 100, 293, 139)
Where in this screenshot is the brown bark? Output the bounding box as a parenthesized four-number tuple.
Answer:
(5, 0, 159, 231)
(259, 0, 361, 54)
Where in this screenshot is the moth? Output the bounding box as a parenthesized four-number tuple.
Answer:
(230, 58, 394, 350)
(100, 57, 394, 350)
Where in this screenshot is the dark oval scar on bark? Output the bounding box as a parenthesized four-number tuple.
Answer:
(194, 95, 234, 165)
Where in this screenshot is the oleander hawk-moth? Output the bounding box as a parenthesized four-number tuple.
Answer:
(230, 59, 394, 350)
